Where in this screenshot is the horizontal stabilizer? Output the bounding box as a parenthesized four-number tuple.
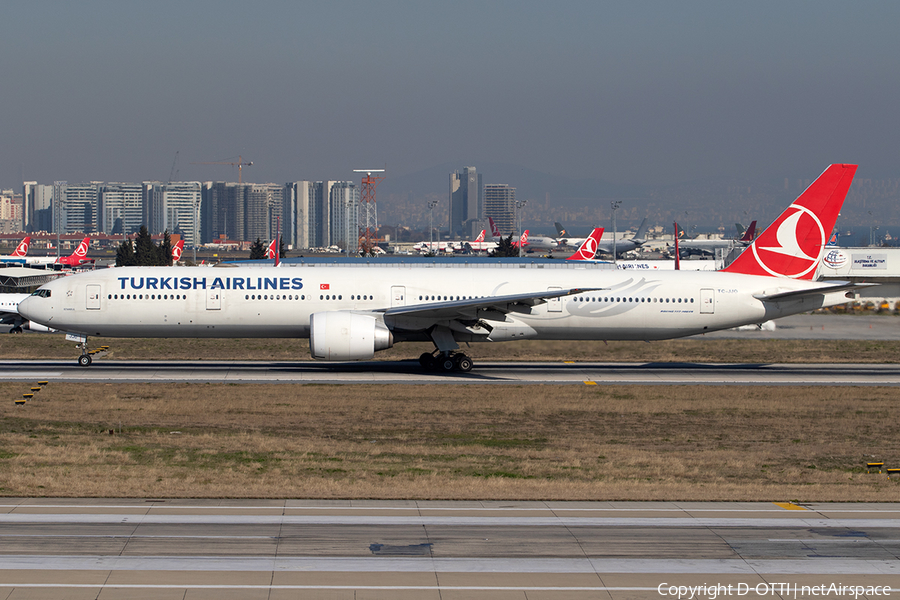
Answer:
(752, 282, 877, 302)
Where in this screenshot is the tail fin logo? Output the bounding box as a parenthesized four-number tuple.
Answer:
(489, 217, 501, 238)
(752, 204, 824, 278)
(475, 230, 485, 242)
(265, 239, 277, 259)
(74, 239, 88, 257)
(567, 228, 603, 261)
(171, 240, 184, 261)
(13, 238, 29, 257)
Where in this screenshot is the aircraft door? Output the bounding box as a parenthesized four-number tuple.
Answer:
(391, 286, 406, 307)
(206, 289, 221, 310)
(700, 288, 714, 314)
(86, 284, 101, 310)
(547, 286, 562, 313)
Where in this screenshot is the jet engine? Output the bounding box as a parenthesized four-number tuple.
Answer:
(309, 311, 393, 361)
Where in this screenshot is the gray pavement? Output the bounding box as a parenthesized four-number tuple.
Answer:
(0, 500, 898, 599)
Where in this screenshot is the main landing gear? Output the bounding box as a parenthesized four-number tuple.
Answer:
(418, 351, 474, 373)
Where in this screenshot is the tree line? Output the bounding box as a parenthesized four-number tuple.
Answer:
(115, 226, 173, 266)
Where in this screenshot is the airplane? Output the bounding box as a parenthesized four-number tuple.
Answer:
(513, 230, 558, 252)
(0, 237, 31, 264)
(556, 218, 650, 256)
(0, 293, 55, 333)
(54, 237, 94, 268)
(454, 230, 498, 254)
(675, 221, 757, 257)
(0, 237, 57, 267)
(566, 227, 717, 271)
(19, 164, 868, 372)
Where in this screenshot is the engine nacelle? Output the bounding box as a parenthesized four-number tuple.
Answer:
(309, 311, 393, 361)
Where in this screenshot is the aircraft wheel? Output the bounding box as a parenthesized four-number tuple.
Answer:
(419, 352, 435, 371)
(439, 356, 456, 372)
(78, 354, 92, 367)
(455, 354, 473, 372)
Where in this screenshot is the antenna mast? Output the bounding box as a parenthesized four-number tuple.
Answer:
(353, 168, 385, 255)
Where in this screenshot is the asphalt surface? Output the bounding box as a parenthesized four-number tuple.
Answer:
(0, 500, 898, 599)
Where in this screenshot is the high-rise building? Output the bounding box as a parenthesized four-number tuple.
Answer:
(101, 182, 144, 235)
(449, 167, 482, 239)
(329, 181, 359, 252)
(54, 182, 100, 234)
(23, 182, 53, 233)
(0, 190, 23, 234)
(483, 184, 516, 235)
(160, 182, 202, 246)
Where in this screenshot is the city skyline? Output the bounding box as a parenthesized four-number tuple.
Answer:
(2, 2, 899, 193)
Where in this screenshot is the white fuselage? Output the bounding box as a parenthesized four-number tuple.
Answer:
(19, 264, 846, 343)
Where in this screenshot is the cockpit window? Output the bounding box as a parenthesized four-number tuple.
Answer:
(31, 289, 51, 298)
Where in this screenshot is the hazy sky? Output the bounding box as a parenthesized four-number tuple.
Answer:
(2, 1, 899, 189)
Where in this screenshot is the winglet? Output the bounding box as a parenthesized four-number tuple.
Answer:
(723, 164, 857, 280)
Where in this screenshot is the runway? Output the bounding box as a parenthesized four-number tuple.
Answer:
(0, 500, 898, 599)
(2, 358, 899, 385)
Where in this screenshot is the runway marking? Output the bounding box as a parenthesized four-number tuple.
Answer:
(584, 380, 597, 385)
(774, 502, 807, 510)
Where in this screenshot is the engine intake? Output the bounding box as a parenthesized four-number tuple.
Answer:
(309, 312, 393, 361)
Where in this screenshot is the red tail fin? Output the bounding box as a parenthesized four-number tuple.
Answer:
(489, 217, 501, 238)
(265, 239, 277, 260)
(171, 239, 184, 261)
(73, 237, 89, 257)
(567, 228, 604, 261)
(11, 237, 30, 257)
(723, 164, 857, 280)
(474, 230, 485, 242)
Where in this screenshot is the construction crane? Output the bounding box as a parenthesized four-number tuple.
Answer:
(191, 155, 253, 183)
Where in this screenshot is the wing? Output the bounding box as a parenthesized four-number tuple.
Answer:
(381, 287, 602, 321)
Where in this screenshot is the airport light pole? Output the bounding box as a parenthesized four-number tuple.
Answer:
(429, 200, 438, 254)
(516, 199, 527, 257)
(611, 200, 622, 266)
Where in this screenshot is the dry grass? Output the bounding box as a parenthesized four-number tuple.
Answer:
(3, 334, 900, 363)
(1, 382, 897, 501)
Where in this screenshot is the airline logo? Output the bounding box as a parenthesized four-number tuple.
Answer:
(752, 204, 824, 278)
(74, 239, 89, 257)
(489, 217, 501, 238)
(474, 230, 485, 243)
(265, 239, 278, 259)
(320, 283, 330, 290)
(12, 238, 30, 257)
(823, 249, 848, 269)
(171, 240, 183, 261)
(117, 275, 303, 291)
(567, 228, 603, 261)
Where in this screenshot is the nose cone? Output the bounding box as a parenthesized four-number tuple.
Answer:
(18, 296, 47, 325)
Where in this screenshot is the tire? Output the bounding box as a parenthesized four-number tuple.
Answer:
(419, 353, 435, 370)
(455, 355, 473, 372)
(440, 357, 456, 372)
(78, 354, 92, 367)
